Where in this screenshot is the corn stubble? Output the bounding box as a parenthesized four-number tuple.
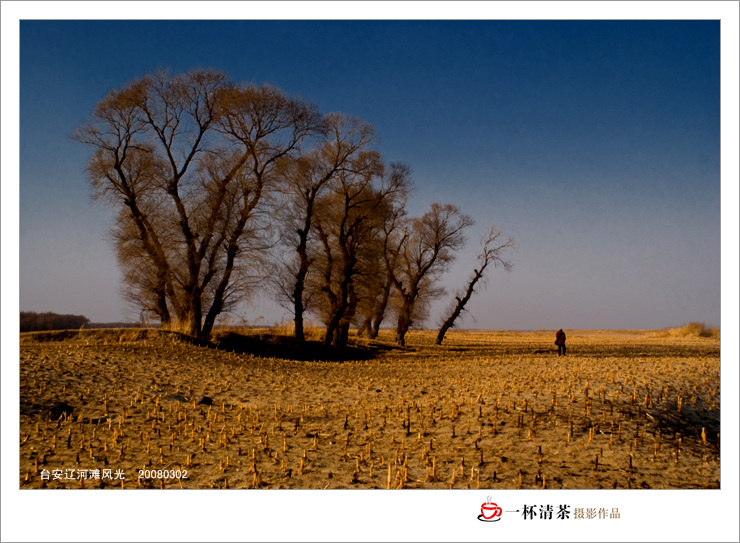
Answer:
(19, 328, 720, 489)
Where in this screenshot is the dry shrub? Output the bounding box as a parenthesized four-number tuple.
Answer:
(271, 320, 295, 337)
(668, 322, 719, 339)
(304, 326, 326, 343)
(269, 320, 324, 342)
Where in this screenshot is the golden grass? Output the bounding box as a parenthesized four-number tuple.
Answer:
(19, 328, 720, 489)
(666, 322, 720, 339)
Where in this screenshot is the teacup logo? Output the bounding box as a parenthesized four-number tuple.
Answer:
(478, 496, 502, 522)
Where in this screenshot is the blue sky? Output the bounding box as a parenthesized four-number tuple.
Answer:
(17, 18, 722, 330)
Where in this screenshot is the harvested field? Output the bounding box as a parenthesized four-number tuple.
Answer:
(19, 328, 720, 489)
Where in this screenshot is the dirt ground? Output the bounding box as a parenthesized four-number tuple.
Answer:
(18, 328, 720, 489)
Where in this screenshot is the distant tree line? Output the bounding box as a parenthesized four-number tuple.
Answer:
(20, 311, 90, 332)
(74, 69, 513, 346)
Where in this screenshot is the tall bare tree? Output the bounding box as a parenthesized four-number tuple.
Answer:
(274, 113, 376, 342)
(356, 163, 412, 339)
(311, 159, 411, 346)
(435, 225, 515, 345)
(198, 84, 323, 338)
(74, 69, 323, 339)
(390, 203, 473, 346)
(75, 79, 177, 325)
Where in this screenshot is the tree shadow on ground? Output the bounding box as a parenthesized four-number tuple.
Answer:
(646, 404, 721, 442)
(210, 331, 401, 362)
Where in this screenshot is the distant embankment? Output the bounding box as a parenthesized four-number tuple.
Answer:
(20, 311, 90, 332)
(20, 328, 165, 344)
(20, 311, 141, 332)
(88, 322, 144, 329)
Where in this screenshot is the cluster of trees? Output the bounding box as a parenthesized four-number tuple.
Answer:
(20, 311, 90, 332)
(75, 69, 513, 346)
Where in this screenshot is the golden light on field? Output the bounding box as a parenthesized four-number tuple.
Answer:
(19, 328, 720, 489)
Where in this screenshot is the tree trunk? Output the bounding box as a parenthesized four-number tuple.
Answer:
(337, 320, 350, 346)
(292, 241, 310, 342)
(323, 306, 343, 347)
(293, 298, 306, 343)
(357, 316, 372, 337)
(201, 216, 253, 340)
(369, 274, 393, 339)
(154, 284, 171, 326)
(322, 252, 355, 346)
(293, 279, 306, 343)
(395, 298, 414, 347)
(201, 263, 232, 340)
(435, 268, 485, 345)
(292, 205, 315, 342)
(336, 283, 358, 347)
(185, 307, 202, 338)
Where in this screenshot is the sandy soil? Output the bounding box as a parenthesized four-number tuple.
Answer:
(19, 328, 720, 489)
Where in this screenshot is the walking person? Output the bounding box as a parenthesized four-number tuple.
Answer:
(555, 329, 566, 356)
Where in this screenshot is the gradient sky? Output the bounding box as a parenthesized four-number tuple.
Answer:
(17, 18, 722, 330)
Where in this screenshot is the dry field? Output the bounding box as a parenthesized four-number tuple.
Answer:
(19, 328, 720, 489)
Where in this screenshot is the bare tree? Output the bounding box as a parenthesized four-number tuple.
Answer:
(75, 80, 177, 325)
(274, 113, 376, 342)
(198, 84, 323, 337)
(311, 152, 382, 347)
(74, 69, 323, 339)
(390, 203, 473, 346)
(310, 158, 411, 346)
(435, 225, 515, 345)
(356, 163, 412, 339)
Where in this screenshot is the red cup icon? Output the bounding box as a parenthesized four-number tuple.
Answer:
(481, 502, 502, 520)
